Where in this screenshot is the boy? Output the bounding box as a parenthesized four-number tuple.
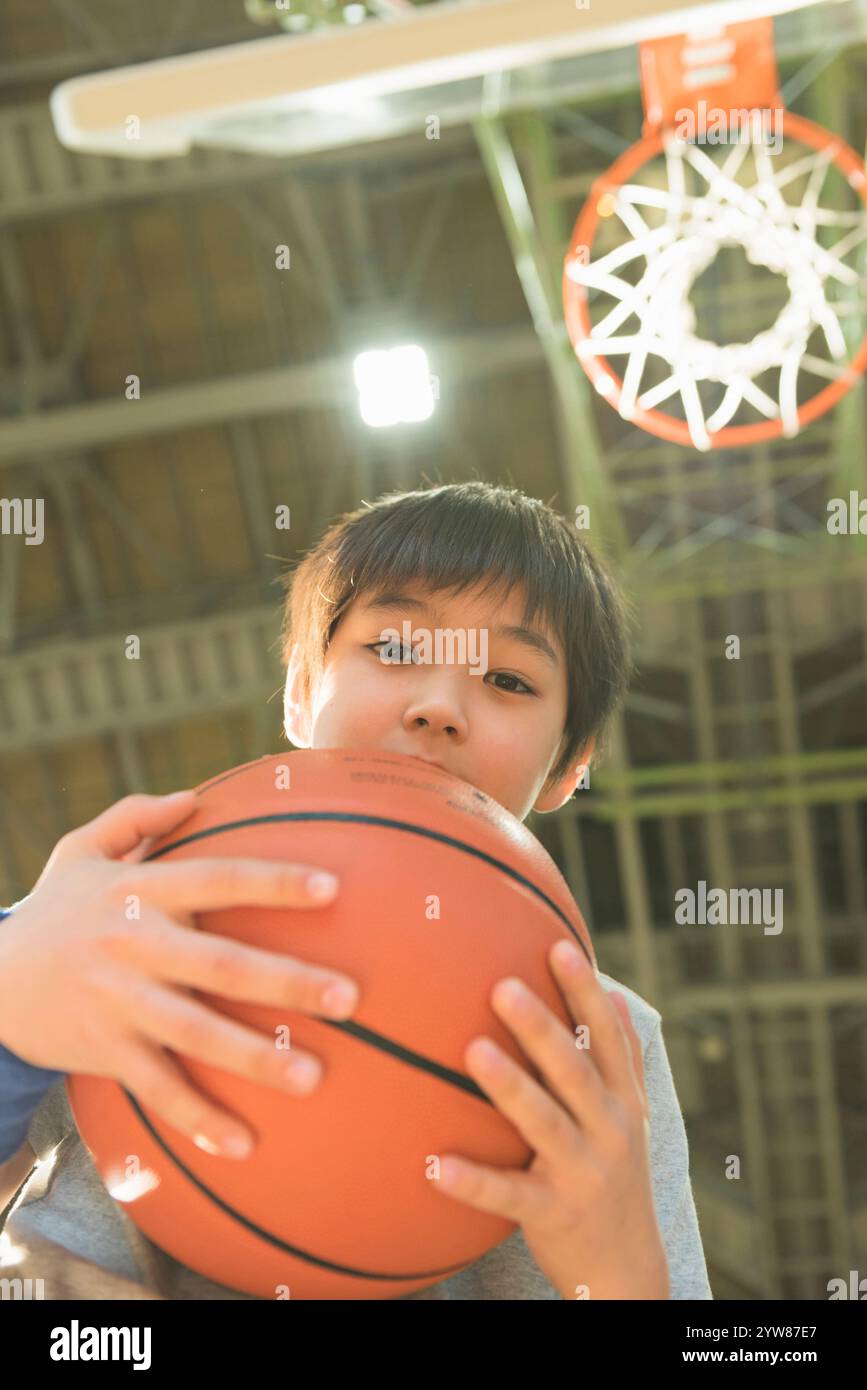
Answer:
(0, 481, 712, 1299)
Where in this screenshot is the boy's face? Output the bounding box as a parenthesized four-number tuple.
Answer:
(284, 580, 592, 822)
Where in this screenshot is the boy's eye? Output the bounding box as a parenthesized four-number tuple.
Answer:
(489, 672, 534, 696)
(368, 639, 420, 664)
(366, 643, 534, 695)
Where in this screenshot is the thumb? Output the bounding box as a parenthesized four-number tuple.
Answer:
(54, 790, 198, 865)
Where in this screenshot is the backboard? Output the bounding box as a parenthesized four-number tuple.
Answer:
(49, 0, 838, 160)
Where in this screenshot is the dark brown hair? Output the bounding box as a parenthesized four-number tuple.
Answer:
(280, 481, 634, 790)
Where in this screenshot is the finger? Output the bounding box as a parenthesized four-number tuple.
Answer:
(432, 1152, 549, 1224)
(59, 792, 198, 862)
(548, 941, 636, 1101)
(112, 1038, 258, 1159)
(463, 1034, 583, 1169)
(610, 992, 648, 1117)
(105, 974, 326, 1099)
(119, 837, 157, 865)
(105, 916, 359, 1019)
(124, 858, 339, 913)
(489, 978, 608, 1134)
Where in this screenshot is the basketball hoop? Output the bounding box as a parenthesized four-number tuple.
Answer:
(563, 17, 867, 451)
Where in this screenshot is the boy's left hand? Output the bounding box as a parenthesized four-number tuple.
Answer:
(432, 938, 670, 1300)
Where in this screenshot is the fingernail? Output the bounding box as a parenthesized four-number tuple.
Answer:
(220, 1131, 254, 1158)
(194, 1131, 252, 1158)
(321, 981, 357, 1017)
(553, 940, 584, 971)
(473, 1039, 502, 1069)
(286, 1057, 321, 1092)
(308, 873, 338, 899)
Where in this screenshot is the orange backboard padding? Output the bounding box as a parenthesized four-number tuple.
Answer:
(639, 16, 782, 137)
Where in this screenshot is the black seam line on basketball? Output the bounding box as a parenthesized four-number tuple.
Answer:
(119, 1089, 476, 1285)
(144, 811, 591, 961)
(316, 1017, 489, 1103)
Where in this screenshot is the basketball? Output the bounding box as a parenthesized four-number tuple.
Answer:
(67, 748, 595, 1299)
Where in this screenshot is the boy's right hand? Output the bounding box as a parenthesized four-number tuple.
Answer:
(0, 790, 358, 1160)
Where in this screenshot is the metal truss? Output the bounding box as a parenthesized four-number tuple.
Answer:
(0, 605, 282, 755)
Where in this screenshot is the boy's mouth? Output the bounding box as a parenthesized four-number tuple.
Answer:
(388, 749, 450, 774)
(405, 753, 448, 772)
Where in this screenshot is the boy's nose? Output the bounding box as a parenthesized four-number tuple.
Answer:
(403, 696, 467, 742)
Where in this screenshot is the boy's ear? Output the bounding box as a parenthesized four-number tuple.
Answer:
(533, 737, 596, 814)
(283, 643, 312, 748)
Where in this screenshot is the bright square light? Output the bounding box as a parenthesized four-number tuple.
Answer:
(352, 344, 435, 427)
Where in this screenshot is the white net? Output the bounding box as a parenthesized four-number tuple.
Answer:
(564, 130, 867, 451)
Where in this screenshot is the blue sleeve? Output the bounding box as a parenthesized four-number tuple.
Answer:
(0, 907, 64, 1165)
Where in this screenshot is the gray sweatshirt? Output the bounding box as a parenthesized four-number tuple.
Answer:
(3, 973, 712, 1300)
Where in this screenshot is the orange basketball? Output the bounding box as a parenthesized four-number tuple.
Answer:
(67, 749, 595, 1299)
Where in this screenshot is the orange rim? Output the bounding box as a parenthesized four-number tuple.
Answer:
(562, 110, 867, 449)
